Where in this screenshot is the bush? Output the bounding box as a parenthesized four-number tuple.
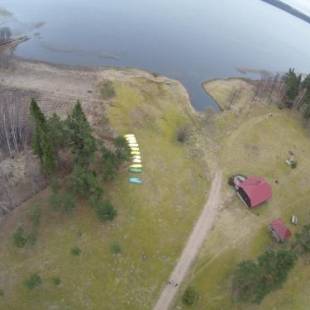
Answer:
(71, 246, 81, 256)
(49, 192, 63, 210)
(182, 287, 199, 306)
(62, 192, 76, 213)
(290, 160, 297, 169)
(232, 249, 297, 304)
(228, 176, 235, 186)
(24, 273, 42, 289)
(29, 205, 41, 228)
(95, 201, 117, 222)
(176, 126, 189, 143)
(49, 192, 76, 213)
(114, 136, 130, 163)
(100, 81, 115, 100)
(0, 289, 4, 297)
(52, 277, 61, 286)
(110, 242, 122, 255)
(295, 225, 310, 255)
(100, 147, 119, 181)
(27, 231, 37, 246)
(71, 165, 102, 200)
(13, 227, 28, 248)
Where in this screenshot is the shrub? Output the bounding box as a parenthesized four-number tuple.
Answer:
(50, 192, 76, 213)
(100, 147, 119, 181)
(13, 227, 28, 248)
(49, 192, 62, 210)
(29, 205, 41, 228)
(100, 81, 115, 100)
(114, 136, 130, 163)
(27, 231, 37, 246)
(110, 242, 122, 255)
(0, 289, 4, 297)
(176, 126, 189, 143)
(50, 177, 60, 194)
(70, 165, 102, 200)
(228, 176, 235, 186)
(62, 192, 76, 213)
(232, 249, 297, 304)
(290, 160, 297, 169)
(182, 286, 199, 306)
(24, 273, 42, 289)
(71, 246, 81, 256)
(232, 260, 262, 303)
(52, 277, 61, 286)
(95, 201, 117, 222)
(295, 224, 310, 255)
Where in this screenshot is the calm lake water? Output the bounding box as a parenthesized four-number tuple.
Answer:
(1, 0, 310, 110)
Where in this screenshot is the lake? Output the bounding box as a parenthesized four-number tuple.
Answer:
(1, 0, 310, 110)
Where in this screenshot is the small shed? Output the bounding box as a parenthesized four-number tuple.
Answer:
(235, 176, 272, 208)
(269, 219, 292, 242)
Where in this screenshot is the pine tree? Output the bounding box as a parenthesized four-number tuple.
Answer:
(30, 98, 46, 158)
(30, 99, 56, 175)
(283, 68, 301, 103)
(67, 101, 96, 168)
(47, 113, 67, 149)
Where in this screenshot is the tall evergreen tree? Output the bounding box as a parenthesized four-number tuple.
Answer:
(283, 68, 301, 103)
(30, 99, 56, 174)
(67, 101, 96, 168)
(47, 113, 67, 150)
(30, 98, 46, 158)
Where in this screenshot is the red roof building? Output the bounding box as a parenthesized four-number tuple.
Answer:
(236, 176, 272, 208)
(269, 219, 292, 242)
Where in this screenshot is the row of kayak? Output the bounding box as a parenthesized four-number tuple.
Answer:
(125, 134, 143, 184)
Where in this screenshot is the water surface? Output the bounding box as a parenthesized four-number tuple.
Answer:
(1, 0, 310, 110)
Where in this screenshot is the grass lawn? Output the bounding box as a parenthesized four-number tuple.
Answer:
(0, 72, 209, 309)
(174, 79, 310, 309)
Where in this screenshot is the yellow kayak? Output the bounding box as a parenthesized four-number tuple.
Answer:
(126, 137, 136, 141)
(130, 164, 142, 168)
(132, 158, 142, 163)
(130, 147, 140, 151)
(132, 156, 141, 160)
(131, 151, 140, 155)
(124, 134, 135, 138)
(129, 143, 139, 147)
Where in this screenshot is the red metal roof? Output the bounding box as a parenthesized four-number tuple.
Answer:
(238, 176, 272, 208)
(271, 218, 292, 241)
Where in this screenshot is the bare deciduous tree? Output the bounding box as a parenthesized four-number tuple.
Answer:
(0, 89, 32, 158)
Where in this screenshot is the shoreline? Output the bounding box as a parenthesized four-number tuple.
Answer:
(10, 55, 199, 115)
(201, 77, 255, 111)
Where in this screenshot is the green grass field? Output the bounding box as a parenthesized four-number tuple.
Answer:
(175, 79, 310, 309)
(0, 73, 209, 309)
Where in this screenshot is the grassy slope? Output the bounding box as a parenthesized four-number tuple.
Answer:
(175, 79, 310, 309)
(0, 73, 209, 309)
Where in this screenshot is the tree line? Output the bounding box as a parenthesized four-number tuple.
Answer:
(232, 224, 310, 304)
(30, 99, 130, 222)
(281, 68, 310, 118)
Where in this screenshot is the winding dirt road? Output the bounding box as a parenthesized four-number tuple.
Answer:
(153, 171, 223, 310)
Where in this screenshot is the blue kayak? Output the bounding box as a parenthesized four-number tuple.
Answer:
(129, 177, 143, 184)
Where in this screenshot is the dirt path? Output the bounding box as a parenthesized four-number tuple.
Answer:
(153, 171, 223, 310)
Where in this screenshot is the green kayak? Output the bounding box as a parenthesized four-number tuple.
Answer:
(129, 167, 143, 173)
(129, 177, 143, 184)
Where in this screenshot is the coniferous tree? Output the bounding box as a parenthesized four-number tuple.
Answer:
(30, 98, 46, 158)
(30, 99, 56, 174)
(47, 113, 67, 149)
(67, 101, 96, 168)
(283, 68, 301, 105)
